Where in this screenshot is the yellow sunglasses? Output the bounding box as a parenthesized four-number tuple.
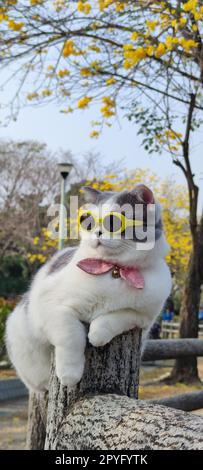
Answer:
(78, 209, 143, 235)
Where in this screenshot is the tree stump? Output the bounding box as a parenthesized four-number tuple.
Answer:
(27, 329, 203, 450)
(27, 328, 141, 450)
(45, 328, 141, 449)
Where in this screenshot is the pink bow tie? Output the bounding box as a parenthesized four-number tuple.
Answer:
(77, 258, 144, 289)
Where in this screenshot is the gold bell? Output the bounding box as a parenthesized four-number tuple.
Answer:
(112, 266, 121, 279)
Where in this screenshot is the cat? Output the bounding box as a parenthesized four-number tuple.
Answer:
(6, 184, 172, 391)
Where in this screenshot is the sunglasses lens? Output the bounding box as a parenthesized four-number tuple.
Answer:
(103, 214, 122, 233)
(79, 213, 95, 231)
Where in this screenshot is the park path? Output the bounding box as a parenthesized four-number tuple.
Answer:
(0, 397, 28, 450)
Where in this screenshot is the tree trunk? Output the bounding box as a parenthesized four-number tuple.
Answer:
(26, 391, 48, 450)
(170, 217, 203, 383)
(46, 394, 203, 450)
(27, 328, 142, 450)
(171, 94, 203, 383)
(27, 329, 203, 450)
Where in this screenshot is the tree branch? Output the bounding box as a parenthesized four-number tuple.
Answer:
(181, 93, 199, 235)
(45, 394, 203, 450)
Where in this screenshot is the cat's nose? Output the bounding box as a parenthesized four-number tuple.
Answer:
(95, 229, 103, 238)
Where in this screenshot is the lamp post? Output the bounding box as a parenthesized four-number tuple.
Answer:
(57, 162, 73, 251)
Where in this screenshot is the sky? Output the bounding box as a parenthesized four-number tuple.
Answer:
(0, 100, 202, 211)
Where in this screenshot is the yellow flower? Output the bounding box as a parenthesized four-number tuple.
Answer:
(98, 0, 114, 11)
(155, 43, 166, 58)
(165, 36, 173, 50)
(37, 254, 46, 264)
(63, 40, 74, 57)
(115, 2, 125, 12)
(77, 96, 92, 108)
(100, 96, 115, 118)
(171, 19, 178, 28)
(183, 0, 198, 12)
(90, 60, 101, 70)
(146, 20, 158, 31)
(179, 38, 197, 52)
(90, 130, 100, 138)
(61, 106, 73, 114)
(102, 96, 115, 107)
(30, 0, 44, 5)
(146, 45, 154, 56)
(27, 92, 39, 101)
(77, 1, 91, 14)
(123, 45, 147, 68)
(4, 0, 17, 4)
(58, 69, 70, 78)
(179, 17, 187, 25)
(100, 107, 114, 117)
(28, 254, 37, 263)
(88, 44, 101, 53)
(80, 67, 92, 77)
(194, 11, 201, 20)
(8, 20, 25, 31)
(42, 89, 52, 97)
(105, 77, 116, 86)
(131, 32, 138, 41)
(0, 14, 8, 22)
(33, 237, 39, 245)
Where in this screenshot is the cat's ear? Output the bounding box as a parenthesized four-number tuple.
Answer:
(131, 184, 154, 204)
(81, 186, 102, 203)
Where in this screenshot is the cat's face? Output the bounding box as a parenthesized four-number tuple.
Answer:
(79, 184, 167, 265)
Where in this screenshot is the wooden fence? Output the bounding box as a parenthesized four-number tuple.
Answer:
(161, 321, 203, 339)
(142, 338, 203, 412)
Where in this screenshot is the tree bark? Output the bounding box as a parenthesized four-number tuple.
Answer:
(26, 391, 48, 450)
(27, 330, 203, 450)
(171, 95, 202, 383)
(45, 394, 203, 450)
(170, 222, 203, 383)
(45, 328, 141, 449)
(27, 328, 141, 450)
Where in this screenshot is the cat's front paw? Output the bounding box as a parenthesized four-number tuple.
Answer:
(88, 325, 112, 347)
(57, 364, 84, 388)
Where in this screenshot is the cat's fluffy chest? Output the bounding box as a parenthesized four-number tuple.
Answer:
(47, 257, 168, 323)
(68, 269, 138, 322)
(30, 243, 171, 334)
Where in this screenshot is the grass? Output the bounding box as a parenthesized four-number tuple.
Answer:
(139, 357, 203, 400)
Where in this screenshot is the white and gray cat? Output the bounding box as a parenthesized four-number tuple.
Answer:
(6, 184, 171, 391)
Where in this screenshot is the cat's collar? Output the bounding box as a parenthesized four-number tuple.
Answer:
(77, 258, 144, 289)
